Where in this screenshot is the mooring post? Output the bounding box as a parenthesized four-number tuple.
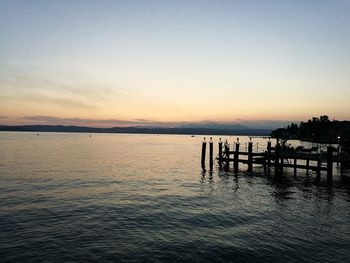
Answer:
(201, 137, 207, 170)
(327, 146, 333, 182)
(267, 140, 272, 167)
(234, 138, 240, 173)
(209, 137, 213, 171)
(248, 139, 253, 173)
(218, 138, 223, 168)
(293, 158, 297, 174)
(280, 143, 284, 174)
(275, 142, 281, 175)
(306, 159, 310, 174)
(225, 140, 230, 171)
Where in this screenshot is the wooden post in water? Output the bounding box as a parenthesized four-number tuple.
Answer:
(225, 140, 230, 171)
(209, 137, 213, 171)
(248, 139, 253, 173)
(201, 138, 207, 170)
(293, 158, 297, 174)
(280, 144, 284, 174)
(275, 142, 281, 175)
(306, 159, 310, 174)
(234, 138, 240, 173)
(218, 138, 223, 168)
(267, 140, 272, 168)
(327, 146, 333, 182)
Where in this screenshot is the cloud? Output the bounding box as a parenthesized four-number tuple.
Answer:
(1, 93, 97, 110)
(0, 62, 120, 110)
(134, 118, 151, 122)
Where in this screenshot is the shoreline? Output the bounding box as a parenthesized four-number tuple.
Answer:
(0, 125, 272, 137)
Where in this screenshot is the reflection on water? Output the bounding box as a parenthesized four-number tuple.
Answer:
(0, 132, 350, 262)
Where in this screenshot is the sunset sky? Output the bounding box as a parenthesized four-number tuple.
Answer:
(1, 0, 350, 128)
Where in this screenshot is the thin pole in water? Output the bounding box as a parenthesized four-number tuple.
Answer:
(201, 137, 207, 170)
(218, 138, 223, 169)
(248, 139, 253, 173)
(209, 137, 213, 171)
(234, 138, 240, 173)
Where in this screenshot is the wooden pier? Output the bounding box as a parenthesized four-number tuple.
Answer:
(201, 137, 349, 182)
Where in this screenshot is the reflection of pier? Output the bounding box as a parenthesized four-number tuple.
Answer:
(201, 137, 350, 182)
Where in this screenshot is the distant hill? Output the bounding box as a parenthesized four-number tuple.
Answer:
(0, 125, 272, 136)
(178, 122, 247, 130)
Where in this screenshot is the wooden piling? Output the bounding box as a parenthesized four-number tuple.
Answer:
(201, 138, 207, 170)
(225, 142, 230, 171)
(275, 143, 281, 175)
(306, 159, 310, 174)
(293, 158, 297, 174)
(248, 141, 253, 172)
(209, 138, 213, 171)
(234, 139, 240, 173)
(267, 141, 272, 167)
(218, 138, 223, 168)
(327, 146, 333, 182)
(280, 144, 284, 174)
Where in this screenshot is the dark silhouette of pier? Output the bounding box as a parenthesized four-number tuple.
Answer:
(201, 137, 350, 182)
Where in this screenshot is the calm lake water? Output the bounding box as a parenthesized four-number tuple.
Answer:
(1, 132, 350, 262)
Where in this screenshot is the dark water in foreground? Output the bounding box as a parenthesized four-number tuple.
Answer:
(1, 132, 350, 262)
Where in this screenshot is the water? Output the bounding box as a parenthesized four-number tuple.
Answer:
(1, 132, 350, 262)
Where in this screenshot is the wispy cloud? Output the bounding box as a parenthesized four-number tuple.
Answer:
(0, 63, 120, 110)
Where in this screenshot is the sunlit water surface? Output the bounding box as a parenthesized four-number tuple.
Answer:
(1, 132, 350, 262)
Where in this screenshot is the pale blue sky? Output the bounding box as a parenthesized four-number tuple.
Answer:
(1, 0, 350, 127)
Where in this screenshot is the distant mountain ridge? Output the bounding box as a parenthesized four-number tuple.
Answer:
(177, 122, 247, 130)
(0, 125, 272, 136)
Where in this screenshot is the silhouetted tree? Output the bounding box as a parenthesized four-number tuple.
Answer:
(271, 115, 350, 149)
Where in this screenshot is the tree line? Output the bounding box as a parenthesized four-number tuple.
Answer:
(271, 115, 350, 151)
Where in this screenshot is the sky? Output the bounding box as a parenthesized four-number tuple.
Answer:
(1, 0, 350, 128)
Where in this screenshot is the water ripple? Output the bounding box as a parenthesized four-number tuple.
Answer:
(1, 133, 350, 262)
